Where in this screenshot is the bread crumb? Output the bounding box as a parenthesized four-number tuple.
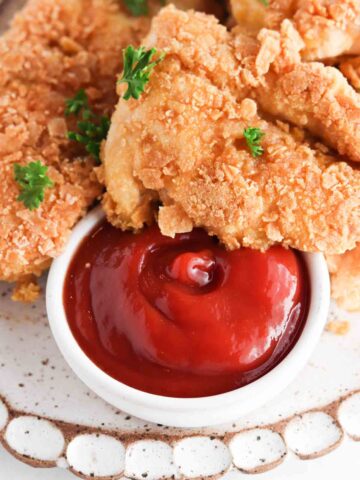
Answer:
(158, 204, 193, 238)
(11, 276, 41, 303)
(325, 320, 350, 336)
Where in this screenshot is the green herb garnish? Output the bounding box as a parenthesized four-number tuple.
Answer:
(243, 127, 265, 157)
(65, 89, 110, 162)
(258, 0, 269, 6)
(14, 161, 53, 210)
(118, 46, 165, 100)
(124, 0, 148, 16)
(123, 0, 166, 16)
(65, 89, 89, 116)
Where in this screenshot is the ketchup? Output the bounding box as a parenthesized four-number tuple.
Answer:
(64, 221, 309, 398)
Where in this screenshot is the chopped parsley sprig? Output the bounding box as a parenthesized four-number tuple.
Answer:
(14, 161, 53, 210)
(118, 46, 165, 100)
(243, 127, 265, 158)
(123, 0, 165, 16)
(65, 89, 110, 162)
(65, 89, 89, 116)
(124, 0, 148, 16)
(258, 0, 269, 6)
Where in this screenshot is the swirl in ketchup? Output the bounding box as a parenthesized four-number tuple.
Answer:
(64, 221, 309, 398)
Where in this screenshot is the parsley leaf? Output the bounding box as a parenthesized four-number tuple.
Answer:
(243, 127, 265, 157)
(258, 0, 269, 5)
(118, 46, 165, 100)
(124, 0, 148, 16)
(123, 0, 166, 16)
(65, 89, 89, 116)
(14, 161, 53, 210)
(65, 89, 110, 162)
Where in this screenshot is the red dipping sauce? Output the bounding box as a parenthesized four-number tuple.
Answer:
(64, 221, 309, 398)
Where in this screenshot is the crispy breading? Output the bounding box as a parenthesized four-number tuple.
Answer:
(327, 246, 360, 311)
(231, 20, 360, 164)
(230, 0, 296, 33)
(253, 58, 360, 164)
(325, 319, 350, 335)
(0, 0, 149, 283)
(340, 56, 360, 90)
(127, 7, 360, 163)
(149, 0, 224, 18)
(230, 0, 360, 61)
(11, 275, 42, 302)
(293, 0, 360, 60)
(102, 7, 360, 254)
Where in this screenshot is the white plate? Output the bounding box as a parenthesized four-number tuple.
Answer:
(0, 279, 359, 478)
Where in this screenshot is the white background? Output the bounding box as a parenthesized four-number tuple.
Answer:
(0, 437, 359, 480)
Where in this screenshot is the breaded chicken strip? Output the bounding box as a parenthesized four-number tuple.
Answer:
(230, 0, 360, 61)
(148, 0, 224, 18)
(294, 0, 360, 60)
(327, 245, 360, 311)
(254, 62, 360, 165)
(233, 21, 360, 163)
(340, 56, 360, 90)
(0, 0, 148, 283)
(102, 7, 360, 254)
(230, 0, 295, 33)
(122, 7, 360, 163)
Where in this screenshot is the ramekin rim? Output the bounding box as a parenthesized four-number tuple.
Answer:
(46, 206, 330, 412)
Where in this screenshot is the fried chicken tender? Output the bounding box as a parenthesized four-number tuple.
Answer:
(340, 56, 360, 90)
(148, 0, 224, 18)
(0, 0, 149, 283)
(124, 5, 360, 163)
(327, 245, 360, 311)
(230, 0, 360, 61)
(102, 6, 360, 254)
(238, 21, 360, 163)
(229, 0, 295, 33)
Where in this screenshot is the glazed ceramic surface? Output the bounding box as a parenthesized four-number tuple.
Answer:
(1, 280, 360, 478)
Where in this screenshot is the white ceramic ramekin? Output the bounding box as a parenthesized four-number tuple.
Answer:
(46, 206, 330, 428)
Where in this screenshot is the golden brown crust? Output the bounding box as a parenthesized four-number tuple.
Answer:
(254, 59, 360, 163)
(0, 0, 148, 283)
(229, 0, 360, 61)
(149, 0, 225, 19)
(340, 56, 360, 90)
(158, 204, 194, 237)
(230, 0, 296, 33)
(293, 0, 360, 60)
(231, 20, 360, 163)
(325, 319, 350, 335)
(102, 7, 360, 254)
(130, 7, 360, 164)
(327, 245, 360, 311)
(11, 275, 42, 303)
(142, 6, 242, 93)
